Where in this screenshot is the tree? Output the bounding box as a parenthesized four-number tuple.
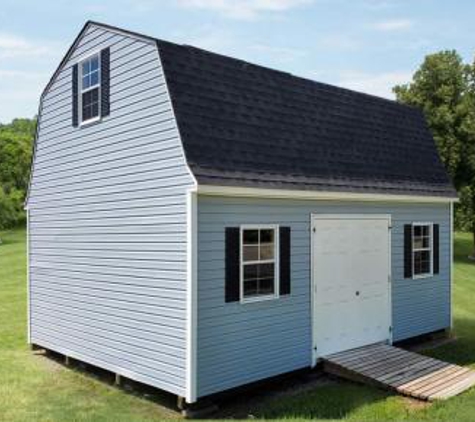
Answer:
(394, 51, 469, 185)
(0, 118, 36, 229)
(455, 62, 475, 252)
(394, 51, 475, 255)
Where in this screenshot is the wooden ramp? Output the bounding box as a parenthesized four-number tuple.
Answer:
(322, 343, 475, 401)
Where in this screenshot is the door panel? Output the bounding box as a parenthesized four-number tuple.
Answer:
(312, 217, 390, 359)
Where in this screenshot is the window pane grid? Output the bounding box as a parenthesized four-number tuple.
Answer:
(80, 54, 100, 122)
(82, 88, 99, 122)
(412, 224, 432, 276)
(241, 227, 277, 300)
(81, 55, 100, 92)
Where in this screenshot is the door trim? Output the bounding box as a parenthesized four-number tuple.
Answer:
(310, 213, 392, 366)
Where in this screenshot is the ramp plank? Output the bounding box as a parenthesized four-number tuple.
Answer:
(323, 344, 475, 401)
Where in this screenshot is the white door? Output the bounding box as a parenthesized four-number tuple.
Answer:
(312, 215, 391, 361)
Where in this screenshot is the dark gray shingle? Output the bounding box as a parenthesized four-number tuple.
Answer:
(157, 40, 456, 197)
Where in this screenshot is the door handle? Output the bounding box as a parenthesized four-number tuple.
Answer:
(356, 291, 360, 296)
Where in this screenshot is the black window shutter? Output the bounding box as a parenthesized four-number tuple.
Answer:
(100, 47, 110, 118)
(279, 226, 291, 295)
(225, 227, 240, 302)
(72, 64, 79, 127)
(404, 224, 413, 278)
(433, 224, 440, 274)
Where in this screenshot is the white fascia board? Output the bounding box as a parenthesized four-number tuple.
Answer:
(198, 185, 458, 204)
(26, 208, 31, 343)
(450, 202, 454, 329)
(185, 189, 198, 403)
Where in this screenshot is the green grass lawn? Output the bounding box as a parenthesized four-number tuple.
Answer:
(1, 227, 475, 421)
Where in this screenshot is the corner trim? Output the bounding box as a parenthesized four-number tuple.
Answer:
(198, 185, 458, 204)
(450, 202, 454, 329)
(185, 189, 198, 403)
(26, 208, 31, 343)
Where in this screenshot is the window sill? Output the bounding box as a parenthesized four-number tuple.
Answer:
(240, 294, 279, 304)
(79, 116, 102, 127)
(413, 273, 433, 280)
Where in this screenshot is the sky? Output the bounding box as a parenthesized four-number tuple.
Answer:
(0, 0, 473, 124)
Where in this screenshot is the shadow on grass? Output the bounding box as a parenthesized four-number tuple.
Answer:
(250, 382, 393, 420)
(38, 349, 180, 415)
(422, 318, 475, 368)
(0, 234, 17, 246)
(213, 380, 394, 420)
(37, 350, 394, 420)
(200, 369, 394, 420)
(454, 233, 475, 264)
(0, 227, 25, 246)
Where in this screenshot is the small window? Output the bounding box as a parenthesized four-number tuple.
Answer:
(80, 54, 100, 123)
(240, 226, 279, 302)
(412, 223, 433, 277)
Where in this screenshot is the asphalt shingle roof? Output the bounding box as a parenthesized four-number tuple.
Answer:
(157, 40, 456, 197)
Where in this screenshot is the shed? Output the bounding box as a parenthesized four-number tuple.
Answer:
(26, 21, 457, 405)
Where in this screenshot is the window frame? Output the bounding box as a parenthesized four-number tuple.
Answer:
(239, 224, 280, 304)
(78, 51, 101, 126)
(412, 222, 433, 279)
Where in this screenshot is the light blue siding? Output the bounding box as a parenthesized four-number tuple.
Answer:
(196, 195, 451, 397)
(28, 25, 194, 397)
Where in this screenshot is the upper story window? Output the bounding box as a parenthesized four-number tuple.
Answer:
(80, 54, 100, 123)
(412, 223, 433, 278)
(240, 225, 279, 302)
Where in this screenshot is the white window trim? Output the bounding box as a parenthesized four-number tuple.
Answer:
(78, 51, 101, 126)
(239, 224, 280, 304)
(412, 222, 434, 279)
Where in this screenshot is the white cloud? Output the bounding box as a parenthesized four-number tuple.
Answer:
(186, 32, 234, 52)
(176, 0, 313, 20)
(363, 0, 397, 10)
(317, 34, 360, 51)
(0, 69, 48, 79)
(0, 32, 64, 122)
(336, 70, 412, 99)
(0, 32, 61, 59)
(373, 19, 413, 32)
(0, 69, 49, 123)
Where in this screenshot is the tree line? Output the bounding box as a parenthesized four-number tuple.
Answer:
(0, 118, 35, 229)
(394, 50, 475, 252)
(0, 51, 474, 252)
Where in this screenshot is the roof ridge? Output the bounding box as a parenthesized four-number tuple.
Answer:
(88, 20, 416, 112)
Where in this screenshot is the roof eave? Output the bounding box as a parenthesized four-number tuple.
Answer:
(197, 184, 458, 204)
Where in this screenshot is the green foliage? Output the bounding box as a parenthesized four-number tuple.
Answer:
(393, 51, 471, 185)
(394, 51, 475, 242)
(0, 118, 35, 229)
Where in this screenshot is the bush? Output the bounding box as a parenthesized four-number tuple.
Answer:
(0, 118, 35, 229)
(0, 187, 25, 228)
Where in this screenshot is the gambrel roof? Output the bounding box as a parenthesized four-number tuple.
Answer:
(157, 40, 455, 198)
(34, 21, 458, 199)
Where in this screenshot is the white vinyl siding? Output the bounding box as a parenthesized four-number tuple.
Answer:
(196, 195, 451, 398)
(27, 25, 194, 397)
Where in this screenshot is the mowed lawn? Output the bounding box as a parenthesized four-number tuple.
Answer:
(1, 227, 475, 421)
